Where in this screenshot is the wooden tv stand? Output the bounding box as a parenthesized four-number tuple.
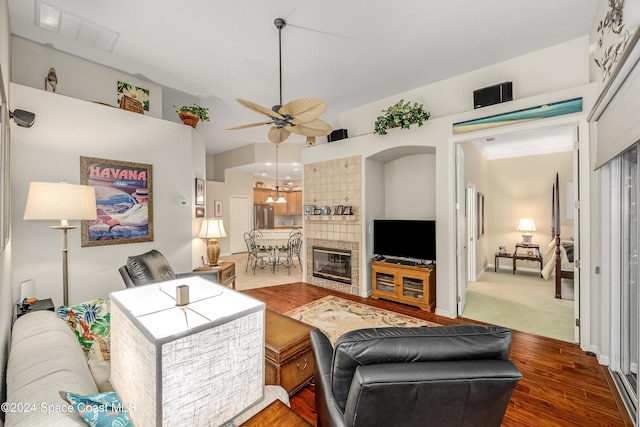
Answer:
(371, 261, 436, 311)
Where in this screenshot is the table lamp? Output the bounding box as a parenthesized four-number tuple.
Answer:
(23, 181, 97, 305)
(199, 218, 227, 266)
(516, 218, 536, 244)
(110, 276, 265, 426)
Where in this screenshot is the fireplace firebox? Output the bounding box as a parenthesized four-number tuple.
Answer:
(312, 246, 351, 284)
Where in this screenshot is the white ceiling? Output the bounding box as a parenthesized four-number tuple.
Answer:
(8, 0, 598, 179)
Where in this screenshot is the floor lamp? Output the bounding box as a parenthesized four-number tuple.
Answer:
(23, 182, 97, 306)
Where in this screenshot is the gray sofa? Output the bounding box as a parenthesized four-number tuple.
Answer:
(5, 310, 288, 426)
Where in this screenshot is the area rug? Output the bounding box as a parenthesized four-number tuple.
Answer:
(285, 296, 439, 345)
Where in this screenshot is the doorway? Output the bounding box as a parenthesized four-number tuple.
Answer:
(454, 122, 582, 343)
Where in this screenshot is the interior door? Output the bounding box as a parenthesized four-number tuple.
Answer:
(229, 196, 250, 253)
(467, 183, 477, 281)
(572, 126, 581, 342)
(456, 145, 468, 314)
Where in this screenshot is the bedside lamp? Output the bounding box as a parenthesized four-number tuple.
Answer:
(23, 181, 97, 305)
(199, 218, 227, 266)
(110, 276, 265, 426)
(516, 218, 536, 244)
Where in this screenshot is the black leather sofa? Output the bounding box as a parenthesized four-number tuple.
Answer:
(310, 324, 522, 427)
(118, 249, 219, 287)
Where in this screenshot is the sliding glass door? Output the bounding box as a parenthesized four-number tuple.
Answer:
(610, 144, 639, 421)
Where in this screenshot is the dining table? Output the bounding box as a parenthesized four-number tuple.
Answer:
(254, 238, 290, 273)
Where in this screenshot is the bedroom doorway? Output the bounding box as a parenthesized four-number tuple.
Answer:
(454, 121, 583, 343)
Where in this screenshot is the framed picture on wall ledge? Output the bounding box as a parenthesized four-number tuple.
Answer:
(214, 200, 223, 217)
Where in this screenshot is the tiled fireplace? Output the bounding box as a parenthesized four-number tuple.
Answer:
(304, 155, 362, 295)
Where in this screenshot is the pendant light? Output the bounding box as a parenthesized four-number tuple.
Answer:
(265, 144, 287, 203)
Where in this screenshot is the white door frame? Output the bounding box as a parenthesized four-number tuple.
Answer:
(467, 182, 477, 281)
(450, 115, 590, 349)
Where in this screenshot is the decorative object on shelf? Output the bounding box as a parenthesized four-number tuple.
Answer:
(343, 206, 353, 215)
(175, 103, 210, 128)
(80, 157, 153, 247)
(335, 205, 344, 215)
(119, 95, 144, 114)
(110, 277, 265, 427)
(314, 208, 321, 215)
(199, 218, 227, 266)
(45, 67, 57, 92)
(226, 18, 332, 143)
(195, 178, 205, 206)
(255, 181, 266, 188)
(453, 97, 582, 135)
(320, 206, 330, 215)
(517, 218, 536, 243)
(304, 205, 315, 215)
(117, 81, 150, 111)
(195, 207, 205, 218)
(373, 99, 430, 135)
(23, 181, 97, 306)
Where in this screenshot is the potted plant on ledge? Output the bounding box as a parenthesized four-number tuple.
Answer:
(373, 99, 430, 135)
(175, 103, 210, 128)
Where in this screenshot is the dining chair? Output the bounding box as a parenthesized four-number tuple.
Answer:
(249, 229, 263, 238)
(244, 232, 271, 274)
(276, 232, 302, 274)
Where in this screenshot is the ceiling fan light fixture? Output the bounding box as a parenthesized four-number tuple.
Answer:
(226, 17, 332, 143)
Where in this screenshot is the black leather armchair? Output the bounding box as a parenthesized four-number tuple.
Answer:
(310, 324, 522, 427)
(118, 249, 219, 287)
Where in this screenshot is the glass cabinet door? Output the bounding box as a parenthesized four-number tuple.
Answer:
(374, 271, 395, 294)
(402, 276, 425, 300)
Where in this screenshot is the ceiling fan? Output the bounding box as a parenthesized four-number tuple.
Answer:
(227, 18, 332, 144)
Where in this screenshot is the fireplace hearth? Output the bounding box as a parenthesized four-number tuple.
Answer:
(312, 246, 351, 284)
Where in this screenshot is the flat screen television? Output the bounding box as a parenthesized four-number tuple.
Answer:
(373, 219, 436, 262)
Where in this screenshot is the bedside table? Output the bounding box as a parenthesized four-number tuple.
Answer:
(16, 298, 55, 318)
(194, 261, 236, 289)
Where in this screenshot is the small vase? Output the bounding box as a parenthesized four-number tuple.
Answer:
(178, 111, 200, 129)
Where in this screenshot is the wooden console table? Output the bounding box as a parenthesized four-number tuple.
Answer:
(193, 261, 236, 289)
(512, 244, 543, 276)
(494, 252, 512, 272)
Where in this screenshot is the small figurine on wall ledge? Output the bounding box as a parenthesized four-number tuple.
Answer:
(45, 67, 57, 92)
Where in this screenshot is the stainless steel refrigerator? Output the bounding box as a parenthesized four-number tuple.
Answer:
(254, 204, 274, 229)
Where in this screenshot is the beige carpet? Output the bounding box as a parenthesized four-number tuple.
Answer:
(285, 295, 439, 345)
(462, 270, 574, 343)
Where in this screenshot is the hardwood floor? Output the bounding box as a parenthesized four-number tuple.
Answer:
(242, 282, 631, 427)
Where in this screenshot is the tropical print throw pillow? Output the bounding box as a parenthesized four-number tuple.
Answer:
(57, 299, 111, 352)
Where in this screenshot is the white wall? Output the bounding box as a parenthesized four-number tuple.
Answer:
(303, 34, 594, 319)
(11, 37, 163, 119)
(10, 83, 205, 306)
(384, 154, 436, 219)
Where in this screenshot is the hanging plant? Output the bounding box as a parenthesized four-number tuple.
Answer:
(373, 100, 430, 135)
(174, 103, 210, 128)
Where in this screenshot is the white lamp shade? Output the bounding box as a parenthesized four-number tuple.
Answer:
(24, 182, 97, 221)
(110, 277, 265, 426)
(275, 196, 287, 203)
(516, 218, 536, 232)
(198, 218, 227, 239)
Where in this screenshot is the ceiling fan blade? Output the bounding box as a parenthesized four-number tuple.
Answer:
(268, 126, 291, 144)
(226, 121, 271, 130)
(279, 98, 326, 124)
(289, 118, 333, 137)
(236, 99, 285, 120)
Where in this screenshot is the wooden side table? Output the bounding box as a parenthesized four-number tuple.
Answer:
(513, 244, 543, 276)
(194, 261, 236, 289)
(494, 253, 513, 272)
(16, 298, 55, 318)
(240, 399, 311, 426)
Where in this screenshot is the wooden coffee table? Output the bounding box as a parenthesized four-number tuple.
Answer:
(241, 399, 311, 426)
